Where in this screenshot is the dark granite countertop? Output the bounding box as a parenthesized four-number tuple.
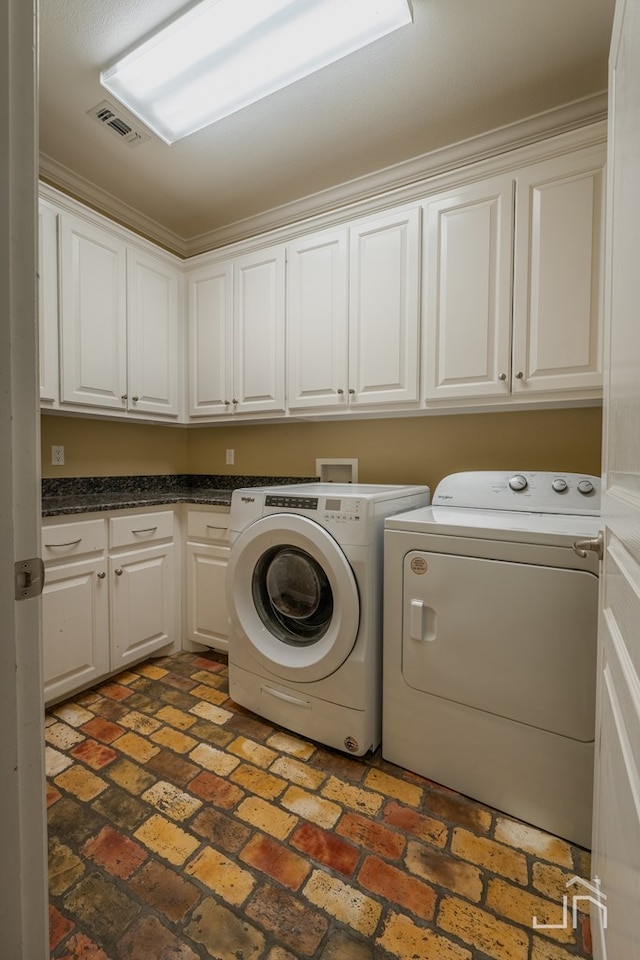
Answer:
(42, 474, 318, 518)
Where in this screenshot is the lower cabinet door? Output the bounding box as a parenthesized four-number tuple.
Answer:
(110, 542, 176, 668)
(43, 558, 109, 703)
(186, 542, 230, 652)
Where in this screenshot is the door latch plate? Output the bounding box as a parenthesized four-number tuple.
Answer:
(15, 557, 45, 600)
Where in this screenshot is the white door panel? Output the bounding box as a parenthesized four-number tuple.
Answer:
(592, 0, 640, 956)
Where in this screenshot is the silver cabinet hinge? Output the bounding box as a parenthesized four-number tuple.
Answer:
(15, 558, 45, 600)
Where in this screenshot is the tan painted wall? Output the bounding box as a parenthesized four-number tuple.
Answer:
(187, 406, 603, 491)
(40, 414, 188, 477)
(41, 405, 603, 490)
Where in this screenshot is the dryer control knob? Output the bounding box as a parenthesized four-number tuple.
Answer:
(552, 478, 568, 493)
(509, 475, 528, 491)
(577, 479, 594, 495)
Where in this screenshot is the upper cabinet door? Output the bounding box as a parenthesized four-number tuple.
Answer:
(59, 213, 128, 409)
(38, 199, 59, 404)
(233, 245, 286, 414)
(349, 207, 421, 406)
(422, 175, 515, 400)
(188, 259, 233, 417)
(127, 248, 181, 417)
(512, 146, 605, 394)
(287, 227, 349, 410)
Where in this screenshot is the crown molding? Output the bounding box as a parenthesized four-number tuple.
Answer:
(40, 91, 607, 259)
(38, 156, 188, 256)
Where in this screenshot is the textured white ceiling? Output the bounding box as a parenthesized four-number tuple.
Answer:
(39, 0, 615, 253)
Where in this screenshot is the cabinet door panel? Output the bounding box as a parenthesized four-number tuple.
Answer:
(349, 208, 420, 405)
(127, 249, 180, 417)
(287, 228, 349, 410)
(513, 148, 605, 393)
(186, 543, 230, 652)
(110, 544, 175, 667)
(38, 199, 59, 404)
(43, 559, 109, 703)
(188, 261, 233, 416)
(59, 214, 127, 408)
(234, 246, 286, 413)
(422, 176, 514, 399)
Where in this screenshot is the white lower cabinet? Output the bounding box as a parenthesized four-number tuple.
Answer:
(42, 519, 109, 703)
(42, 509, 179, 703)
(109, 510, 178, 669)
(184, 507, 231, 652)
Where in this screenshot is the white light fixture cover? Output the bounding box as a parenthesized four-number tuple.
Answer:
(100, 0, 413, 144)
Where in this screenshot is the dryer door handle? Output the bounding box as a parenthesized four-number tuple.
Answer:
(409, 599, 436, 642)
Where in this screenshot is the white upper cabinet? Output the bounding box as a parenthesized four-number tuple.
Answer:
(287, 227, 349, 410)
(57, 208, 182, 419)
(188, 259, 233, 416)
(59, 213, 128, 409)
(422, 143, 605, 404)
(349, 207, 421, 407)
(287, 207, 420, 412)
(127, 247, 181, 417)
(38, 198, 60, 404)
(512, 147, 605, 394)
(233, 246, 286, 414)
(188, 244, 286, 418)
(422, 175, 515, 400)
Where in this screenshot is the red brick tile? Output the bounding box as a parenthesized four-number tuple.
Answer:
(336, 810, 406, 860)
(69, 739, 118, 770)
(128, 860, 201, 922)
(580, 913, 593, 957)
(82, 825, 148, 879)
(95, 681, 134, 702)
(245, 882, 329, 955)
(117, 915, 200, 960)
(383, 800, 448, 848)
(47, 783, 62, 807)
(240, 832, 311, 891)
(427, 788, 493, 833)
(290, 821, 360, 876)
(49, 904, 74, 951)
(193, 656, 225, 673)
(79, 717, 125, 744)
(188, 769, 244, 809)
(358, 855, 436, 921)
(54, 932, 110, 960)
(191, 807, 252, 855)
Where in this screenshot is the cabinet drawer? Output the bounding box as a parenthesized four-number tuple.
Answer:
(187, 508, 231, 543)
(110, 510, 175, 548)
(42, 518, 107, 561)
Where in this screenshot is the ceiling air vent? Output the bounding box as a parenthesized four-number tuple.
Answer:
(88, 100, 150, 148)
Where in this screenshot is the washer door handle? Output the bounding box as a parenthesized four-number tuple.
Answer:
(572, 533, 603, 561)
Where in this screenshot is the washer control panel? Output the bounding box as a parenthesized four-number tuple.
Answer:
(434, 471, 601, 515)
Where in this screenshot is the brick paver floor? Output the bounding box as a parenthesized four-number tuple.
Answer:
(47, 651, 594, 960)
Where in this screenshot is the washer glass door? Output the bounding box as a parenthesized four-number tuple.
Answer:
(227, 513, 360, 682)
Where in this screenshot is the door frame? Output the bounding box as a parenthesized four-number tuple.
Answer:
(0, 0, 48, 955)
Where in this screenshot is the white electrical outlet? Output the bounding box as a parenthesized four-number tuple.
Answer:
(51, 445, 65, 466)
(225, 449, 235, 465)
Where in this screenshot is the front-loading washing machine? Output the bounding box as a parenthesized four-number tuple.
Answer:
(226, 482, 429, 756)
(383, 471, 601, 847)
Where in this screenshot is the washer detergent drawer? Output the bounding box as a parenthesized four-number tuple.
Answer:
(402, 551, 598, 741)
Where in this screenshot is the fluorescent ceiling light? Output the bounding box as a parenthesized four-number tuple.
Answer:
(101, 0, 413, 144)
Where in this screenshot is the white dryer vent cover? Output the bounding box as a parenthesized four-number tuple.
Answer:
(87, 100, 150, 148)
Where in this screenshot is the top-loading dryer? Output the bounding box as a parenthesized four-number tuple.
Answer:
(226, 482, 429, 756)
(383, 470, 601, 847)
